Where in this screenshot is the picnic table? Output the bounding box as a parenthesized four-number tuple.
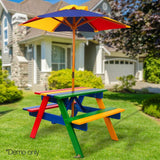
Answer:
(23, 87, 125, 158)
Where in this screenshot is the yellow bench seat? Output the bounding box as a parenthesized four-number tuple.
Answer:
(70, 108, 125, 125)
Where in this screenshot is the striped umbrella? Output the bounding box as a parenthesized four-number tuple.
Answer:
(20, 5, 130, 116)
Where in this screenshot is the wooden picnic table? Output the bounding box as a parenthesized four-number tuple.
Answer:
(23, 87, 125, 158)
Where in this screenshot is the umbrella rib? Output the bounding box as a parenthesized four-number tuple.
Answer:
(52, 17, 71, 28)
(101, 17, 130, 28)
(63, 18, 73, 29)
(77, 17, 98, 32)
(75, 17, 83, 26)
(77, 17, 98, 28)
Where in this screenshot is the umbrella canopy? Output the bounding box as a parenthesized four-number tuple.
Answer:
(21, 5, 130, 32)
(20, 4, 130, 116)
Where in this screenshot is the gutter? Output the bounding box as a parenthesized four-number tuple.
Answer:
(0, 0, 8, 13)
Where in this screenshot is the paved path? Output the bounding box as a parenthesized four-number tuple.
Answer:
(132, 82, 160, 93)
(106, 82, 160, 93)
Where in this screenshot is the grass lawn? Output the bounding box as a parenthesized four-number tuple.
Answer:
(0, 91, 160, 160)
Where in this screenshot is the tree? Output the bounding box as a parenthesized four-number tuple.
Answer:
(105, 0, 160, 57)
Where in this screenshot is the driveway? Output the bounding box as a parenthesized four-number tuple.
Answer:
(106, 81, 160, 94)
(132, 82, 160, 94)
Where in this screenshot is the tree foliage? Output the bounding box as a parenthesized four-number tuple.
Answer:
(104, 0, 160, 57)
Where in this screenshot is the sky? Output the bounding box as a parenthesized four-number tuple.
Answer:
(8, 0, 90, 5)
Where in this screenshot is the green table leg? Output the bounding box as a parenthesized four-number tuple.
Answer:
(57, 99, 84, 158)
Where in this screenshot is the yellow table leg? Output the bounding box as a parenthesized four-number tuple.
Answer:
(96, 98, 118, 141)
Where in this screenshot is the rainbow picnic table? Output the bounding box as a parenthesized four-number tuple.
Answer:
(23, 87, 125, 158)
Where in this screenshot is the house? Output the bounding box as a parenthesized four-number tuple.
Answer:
(0, 0, 144, 90)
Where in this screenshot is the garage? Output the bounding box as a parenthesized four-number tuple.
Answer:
(104, 58, 137, 85)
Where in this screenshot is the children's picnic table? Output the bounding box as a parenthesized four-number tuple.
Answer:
(23, 87, 125, 158)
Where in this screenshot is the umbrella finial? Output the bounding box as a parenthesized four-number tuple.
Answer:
(71, 7, 76, 10)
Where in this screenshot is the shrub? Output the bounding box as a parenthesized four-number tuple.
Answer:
(0, 70, 23, 104)
(144, 56, 160, 84)
(112, 75, 136, 92)
(142, 95, 160, 118)
(48, 69, 104, 89)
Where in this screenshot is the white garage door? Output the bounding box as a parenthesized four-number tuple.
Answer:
(105, 59, 135, 84)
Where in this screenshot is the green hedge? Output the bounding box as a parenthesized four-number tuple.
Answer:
(48, 69, 104, 89)
(144, 57, 160, 83)
(0, 70, 23, 104)
(142, 95, 160, 118)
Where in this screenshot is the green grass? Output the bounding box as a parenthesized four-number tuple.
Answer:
(0, 91, 160, 160)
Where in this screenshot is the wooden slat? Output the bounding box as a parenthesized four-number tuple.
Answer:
(40, 88, 93, 96)
(54, 89, 107, 99)
(23, 102, 77, 112)
(35, 87, 89, 95)
(27, 104, 59, 112)
(71, 108, 125, 125)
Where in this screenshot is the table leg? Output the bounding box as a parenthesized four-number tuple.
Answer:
(96, 98, 118, 141)
(30, 96, 49, 138)
(57, 99, 84, 158)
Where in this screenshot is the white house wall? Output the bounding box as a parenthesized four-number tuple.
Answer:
(75, 42, 85, 71)
(96, 44, 103, 74)
(33, 44, 37, 84)
(41, 40, 52, 72)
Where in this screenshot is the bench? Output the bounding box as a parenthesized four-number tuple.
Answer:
(70, 107, 125, 125)
(23, 102, 77, 113)
(23, 103, 59, 112)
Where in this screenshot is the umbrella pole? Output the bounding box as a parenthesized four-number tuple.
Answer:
(71, 27, 76, 117)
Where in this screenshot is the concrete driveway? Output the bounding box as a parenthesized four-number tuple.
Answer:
(132, 82, 160, 94)
(106, 81, 160, 93)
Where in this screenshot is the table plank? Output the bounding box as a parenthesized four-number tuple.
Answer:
(41, 88, 96, 97)
(53, 88, 107, 99)
(35, 87, 90, 95)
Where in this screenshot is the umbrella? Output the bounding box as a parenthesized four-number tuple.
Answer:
(20, 5, 130, 116)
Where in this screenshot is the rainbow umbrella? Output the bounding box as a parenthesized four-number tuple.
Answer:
(20, 5, 130, 116)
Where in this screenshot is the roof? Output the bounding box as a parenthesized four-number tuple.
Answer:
(1, 0, 69, 17)
(19, 28, 85, 43)
(46, 1, 70, 13)
(104, 45, 129, 58)
(1, 0, 104, 16)
(82, 0, 102, 10)
(104, 45, 147, 59)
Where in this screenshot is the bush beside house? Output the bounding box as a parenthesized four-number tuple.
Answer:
(112, 75, 136, 92)
(144, 57, 160, 84)
(48, 69, 104, 89)
(0, 64, 23, 104)
(142, 95, 160, 118)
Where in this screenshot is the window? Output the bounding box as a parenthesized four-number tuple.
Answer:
(120, 60, 124, 64)
(4, 18, 8, 28)
(110, 60, 114, 64)
(52, 45, 66, 71)
(4, 42, 8, 48)
(27, 44, 32, 52)
(3, 17, 8, 53)
(125, 61, 129, 64)
(115, 60, 119, 64)
(4, 30, 8, 39)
